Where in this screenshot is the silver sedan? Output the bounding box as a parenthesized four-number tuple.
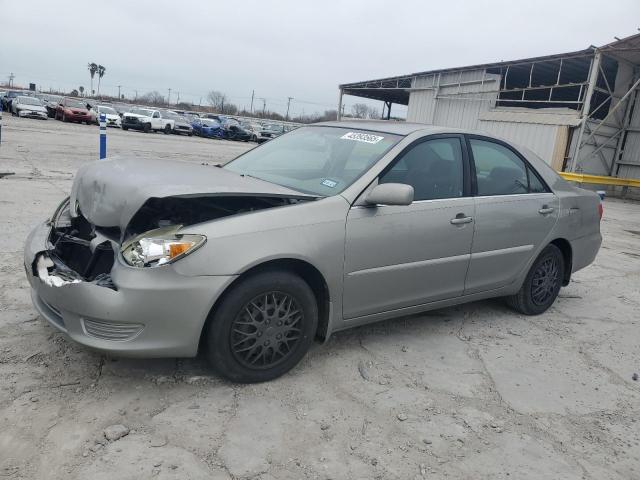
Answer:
(24, 121, 602, 382)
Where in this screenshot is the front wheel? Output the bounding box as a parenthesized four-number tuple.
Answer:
(163, 124, 171, 135)
(143, 123, 151, 133)
(122, 126, 128, 131)
(206, 271, 318, 383)
(506, 244, 564, 315)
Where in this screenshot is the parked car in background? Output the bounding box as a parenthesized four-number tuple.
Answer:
(218, 117, 252, 141)
(192, 118, 224, 138)
(11, 96, 48, 119)
(160, 110, 193, 136)
(24, 122, 602, 382)
(2, 91, 23, 112)
(36, 94, 63, 118)
(122, 108, 175, 133)
(259, 123, 285, 143)
(55, 97, 92, 124)
(113, 103, 132, 118)
(89, 105, 122, 127)
(239, 120, 264, 142)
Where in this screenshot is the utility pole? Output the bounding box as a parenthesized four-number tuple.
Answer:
(250, 89, 254, 113)
(117, 85, 122, 99)
(176, 92, 180, 105)
(134, 90, 138, 101)
(8, 73, 15, 87)
(260, 98, 266, 116)
(286, 97, 293, 121)
(167, 88, 171, 106)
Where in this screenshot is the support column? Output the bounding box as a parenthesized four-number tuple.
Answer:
(569, 51, 601, 172)
(337, 89, 343, 121)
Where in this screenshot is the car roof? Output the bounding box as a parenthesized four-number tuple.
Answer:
(314, 120, 465, 136)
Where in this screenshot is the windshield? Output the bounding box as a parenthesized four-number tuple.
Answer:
(264, 124, 284, 133)
(161, 110, 180, 120)
(202, 119, 220, 127)
(225, 126, 402, 196)
(131, 108, 154, 117)
(19, 97, 43, 106)
(64, 98, 85, 108)
(98, 106, 117, 115)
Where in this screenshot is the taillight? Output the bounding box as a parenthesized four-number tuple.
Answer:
(598, 202, 603, 220)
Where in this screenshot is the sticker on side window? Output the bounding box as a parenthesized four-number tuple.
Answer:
(321, 179, 338, 188)
(341, 132, 384, 144)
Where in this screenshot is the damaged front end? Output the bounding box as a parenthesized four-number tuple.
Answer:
(33, 197, 118, 289)
(34, 193, 310, 288)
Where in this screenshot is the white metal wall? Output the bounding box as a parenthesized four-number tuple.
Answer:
(618, 90, 640, 180)
(477, 120, 562, 164)
(406, 70, 499, 128)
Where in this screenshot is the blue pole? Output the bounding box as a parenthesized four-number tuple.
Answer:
(99, 113, 107, 159)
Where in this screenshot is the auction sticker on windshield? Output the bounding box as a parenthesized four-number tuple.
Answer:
(341, 132, 384, 144)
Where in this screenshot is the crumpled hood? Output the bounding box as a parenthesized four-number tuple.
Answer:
(69, 157, 312, 231)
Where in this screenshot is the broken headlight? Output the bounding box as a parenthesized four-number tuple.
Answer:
(120, 225, 206, 268)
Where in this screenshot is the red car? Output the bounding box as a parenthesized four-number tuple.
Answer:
(55, 97, 92, 124)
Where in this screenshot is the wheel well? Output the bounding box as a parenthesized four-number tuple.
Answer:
(550, 238, 572, 286)
(200, 259, 331, 352)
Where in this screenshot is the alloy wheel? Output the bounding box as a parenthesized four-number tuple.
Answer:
(230, 292, 303, 369)
(531, 257, 559, 305)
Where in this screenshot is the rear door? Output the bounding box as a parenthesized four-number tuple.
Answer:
(343, 135, 475, 318)
(465, 136, 559, 294)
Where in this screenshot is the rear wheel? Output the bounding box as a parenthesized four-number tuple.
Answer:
(206, 271, 318, 383)
(163, 124, 171, 134)
(506, 244, 564, 315)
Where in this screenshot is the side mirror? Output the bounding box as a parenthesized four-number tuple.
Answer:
(365, 183, 414, 206)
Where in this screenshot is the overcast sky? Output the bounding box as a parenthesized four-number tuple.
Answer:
(1, 0, 639, 117)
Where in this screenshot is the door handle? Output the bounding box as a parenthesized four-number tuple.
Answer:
(538, 206, 554, 215)
(450, 214, 473, 225)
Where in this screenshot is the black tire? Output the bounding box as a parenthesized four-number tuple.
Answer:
(506, 244, 564, 315)
(163, 124, 171, 135)
(62, 112, 68, 122)
(122, 126, 128, 131)
(188, 132, 193, 137)
(206, 270, 318, 383)
(143, 123, 151, 133)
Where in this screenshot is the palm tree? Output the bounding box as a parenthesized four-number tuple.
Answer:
(79, 86, 85, 97)
(97, 65, 106, 96)
(88, 63, 98, 96)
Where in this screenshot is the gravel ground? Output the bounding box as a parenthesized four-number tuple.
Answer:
(0, 115, 639, 480)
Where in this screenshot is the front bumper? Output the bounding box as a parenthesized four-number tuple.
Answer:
(24, 221, 235, 357)
(18, 110, 48, 119)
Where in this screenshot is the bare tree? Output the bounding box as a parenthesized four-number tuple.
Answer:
(351, 103, 370, 119)
(87, 63, 98, 95)
(207, 90, 227, 111)
(139, 91, 165, 106)
(368, 107, 380, 119)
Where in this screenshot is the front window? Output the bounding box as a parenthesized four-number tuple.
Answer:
(225, 126, 402, 196)
(380, 137, 464, 200)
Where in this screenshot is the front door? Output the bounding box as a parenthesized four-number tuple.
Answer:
(343, 136, 475, 319)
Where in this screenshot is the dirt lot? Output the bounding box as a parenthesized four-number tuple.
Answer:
(0, 115, 639, 480)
